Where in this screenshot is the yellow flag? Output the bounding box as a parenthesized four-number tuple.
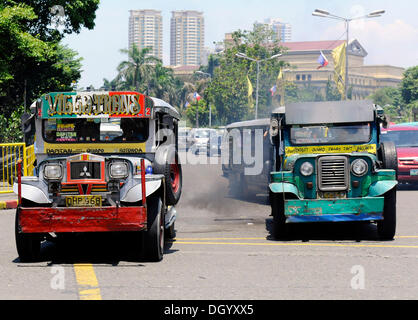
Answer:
(247, 75, 254, 110)
(277, 68, 283, 82)
(332, 42, 347, 99)
(247, 75, 253, 97)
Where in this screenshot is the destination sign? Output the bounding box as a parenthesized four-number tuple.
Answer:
(41, 92, 153, 118)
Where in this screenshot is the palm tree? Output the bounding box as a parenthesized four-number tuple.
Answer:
(116, 46, 160, 92)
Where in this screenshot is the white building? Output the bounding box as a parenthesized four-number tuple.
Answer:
(128, 10, 163, 60)
(170, 10, 205, 66)
(256, 18, 292, 42)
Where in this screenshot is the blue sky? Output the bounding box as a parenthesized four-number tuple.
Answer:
(62, 0, 418, 88)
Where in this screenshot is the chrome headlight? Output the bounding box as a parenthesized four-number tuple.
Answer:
(351, 159, 368, 177)
(44, 163, 63, 180)
(109, 161, 129, 179)
(300, 162, 314, 176)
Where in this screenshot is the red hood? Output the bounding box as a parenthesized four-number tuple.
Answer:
(397, 147, 418, 159)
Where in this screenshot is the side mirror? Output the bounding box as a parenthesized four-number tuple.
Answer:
(21, 112, 35, 145)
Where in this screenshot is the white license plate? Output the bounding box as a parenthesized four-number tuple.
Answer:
(411, 169, 418, 176)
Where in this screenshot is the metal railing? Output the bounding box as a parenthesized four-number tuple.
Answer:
(0, 143, 35, 193)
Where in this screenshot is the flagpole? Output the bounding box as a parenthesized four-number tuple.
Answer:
(345, 19, 349, 100)
(312, 9, 385, 100)
(236, 52, 282, 120)
(255, 61, 260, 119)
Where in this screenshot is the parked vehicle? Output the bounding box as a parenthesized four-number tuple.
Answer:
(14, 91, 182, 262)
(269, 100, 398, 240)
(222, 119, 272, 198)
(178, 127, 190, 151)
(381, 122, 418, 186)
(187, 128, 217, 154)
(207, 133, 222, 157)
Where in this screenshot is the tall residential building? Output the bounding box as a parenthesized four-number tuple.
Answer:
(128, 10, 163, 60)
(170, 11, 205, 66)
(256, 18, 292, 42)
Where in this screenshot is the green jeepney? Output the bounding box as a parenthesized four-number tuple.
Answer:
(269, 100, 398, 240)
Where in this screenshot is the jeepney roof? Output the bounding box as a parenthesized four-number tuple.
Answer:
(226, 118, 270, 129)
(280, 100, 376, 125)
(151, 97, 181, 119)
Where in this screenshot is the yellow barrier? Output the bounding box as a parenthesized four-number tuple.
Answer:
(0, 143, 35, 194)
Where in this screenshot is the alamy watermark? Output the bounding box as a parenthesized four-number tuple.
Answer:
(350, 265, 365, 290)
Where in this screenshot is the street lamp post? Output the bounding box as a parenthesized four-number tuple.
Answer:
(195, 71, 212, 127)
(312, 9, 385, 99)
(236, 52, 282, 119)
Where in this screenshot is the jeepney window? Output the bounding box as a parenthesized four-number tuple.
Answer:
(290, 123, 371, 145)
(43, 118, 149, 143)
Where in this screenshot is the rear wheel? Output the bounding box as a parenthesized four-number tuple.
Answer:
(377, 188, 396, 240)
(143, 194, 164, 261)
(15, 208, 41, 262)
(165, 221, 176, 240)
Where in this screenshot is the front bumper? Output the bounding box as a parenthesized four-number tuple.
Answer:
(17, 206, 147, 233)
(284, 197, 384, 223)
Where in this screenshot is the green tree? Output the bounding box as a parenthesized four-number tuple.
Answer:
(0, 1, 98, 140)
(116, 46, 161, 92)
(4, 0, 100, 42)
(401, 66, 418, 105)
(205, 25, 287, 124)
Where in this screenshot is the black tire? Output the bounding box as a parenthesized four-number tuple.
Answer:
(154, 149, 182, 206)
(165, 221, 176, 240)
(143, 194, 164, 262)
(270, 193, 288, 239)
(377, 188, 397, 240)
(379, 141, 398, 174)
(15, 208, 41, 262)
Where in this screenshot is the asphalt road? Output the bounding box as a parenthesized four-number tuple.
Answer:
(0, 154, 417, 300)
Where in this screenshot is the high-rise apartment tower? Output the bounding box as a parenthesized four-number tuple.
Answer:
(170, 11, 205, 66)
(128, 9, 163, 60)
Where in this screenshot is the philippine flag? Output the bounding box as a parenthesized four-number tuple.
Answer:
(317, 51, 329, 69)
(270, 85, 277, 97)
(194, 92, 201, 101)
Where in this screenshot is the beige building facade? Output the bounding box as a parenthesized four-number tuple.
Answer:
(128, 10, 163, 60)
(279, 40, 404, 100)
(170, 10, 205, 66)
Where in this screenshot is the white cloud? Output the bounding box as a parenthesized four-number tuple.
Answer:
(321, 18, 418, 68)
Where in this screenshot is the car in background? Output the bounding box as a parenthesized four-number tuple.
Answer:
(178, 127, 190, 151)
(207, 133, 222, 157)
(381, 122, 418, 186)
(187, 128, 217, 154)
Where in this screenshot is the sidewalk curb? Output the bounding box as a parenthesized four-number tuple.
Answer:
(0, 200, 18, 210)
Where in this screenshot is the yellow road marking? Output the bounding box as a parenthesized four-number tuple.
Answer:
(171, 240, 418, 249)
(396, 236, 418, 239)
(73, 264, 102, 300)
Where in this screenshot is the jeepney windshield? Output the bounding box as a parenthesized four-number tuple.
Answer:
(43, 118, 149, 143)
(290, 123, 371, 145)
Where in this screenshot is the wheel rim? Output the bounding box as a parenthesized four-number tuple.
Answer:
(170, 162, 180, 194)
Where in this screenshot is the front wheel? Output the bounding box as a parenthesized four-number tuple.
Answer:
(15, 208, 41, 262)
(143, 195, 164, 261)
(270, 194, 288, 240)
(377, 188, 397, 240)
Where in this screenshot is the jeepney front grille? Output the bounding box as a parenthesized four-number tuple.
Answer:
(318, 156, 349, 191)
